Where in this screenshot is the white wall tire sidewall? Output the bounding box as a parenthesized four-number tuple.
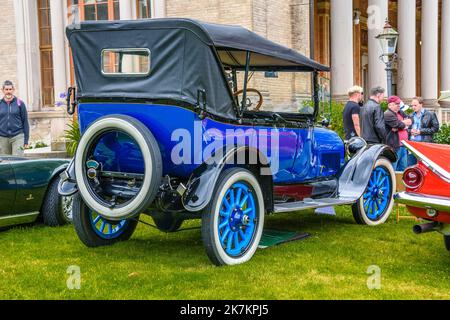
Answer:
(358, 158, 396, 226)
(212, 171, 264, 265)
(75, 117, 153, 220)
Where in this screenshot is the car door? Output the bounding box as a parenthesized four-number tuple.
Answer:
(267, 124, 300, 184)
(202, 115, 299, 184)
(291, 121, 318, 182)
(11, 160, 48, 215)
(0, 159, 17, 216)
(292, 123, 345, 182)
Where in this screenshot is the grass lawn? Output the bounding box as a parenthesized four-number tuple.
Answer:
(0, 206, 449, 300)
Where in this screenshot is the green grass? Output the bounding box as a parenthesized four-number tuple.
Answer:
(0, 207, 449, 300)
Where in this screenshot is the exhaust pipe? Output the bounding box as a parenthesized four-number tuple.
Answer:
(413, 222, 439, 235)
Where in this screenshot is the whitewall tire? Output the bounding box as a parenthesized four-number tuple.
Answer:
(74, 115, 162, 221)
(352, 157, 396, 226)
(202, 168, 265, 266)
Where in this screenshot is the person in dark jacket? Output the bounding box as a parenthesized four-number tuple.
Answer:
(0, 80, 30, 156)
(407, 96, 440, 166)
(409, 97, 440, 142)
(343, 85, 364, 140)
(384, 96, 411, 171)
(360, 86, 387, 144)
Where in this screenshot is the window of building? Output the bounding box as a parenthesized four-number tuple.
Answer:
(38, 0, 55, 108)
(136, 0, 152, 19)
(67, 0, 120, 21)
(67, 0, 121, 85)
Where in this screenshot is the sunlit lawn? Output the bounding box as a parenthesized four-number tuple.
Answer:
(0, 206, 449, 300)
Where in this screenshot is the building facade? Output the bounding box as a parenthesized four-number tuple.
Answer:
(316, 0, 450, 121)
(0, 0, 448, 148)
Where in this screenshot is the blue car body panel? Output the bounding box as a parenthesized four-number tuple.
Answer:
(78, 103, 345, 184)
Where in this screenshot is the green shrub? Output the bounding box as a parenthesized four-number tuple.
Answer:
(329, 101, 345, 140)
(65, 120, 81, 157)
(34, 141, 48, 149)
(302, 100, 345, 140)
(434, 123, 450, 145)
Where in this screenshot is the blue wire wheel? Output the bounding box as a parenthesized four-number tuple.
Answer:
(89, 211, 129, 240)
(202, 168, 265, 266)
(352, 158, 396, 225)
(217, 181, 258, 257)
(362, 166, 393, 221)
(72, 193, 139, 247)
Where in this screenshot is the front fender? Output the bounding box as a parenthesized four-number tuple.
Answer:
(183, 145, 271, 212)
(338, 144, 396, 200)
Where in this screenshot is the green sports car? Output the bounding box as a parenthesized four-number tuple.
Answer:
(0, 156, 72, 229)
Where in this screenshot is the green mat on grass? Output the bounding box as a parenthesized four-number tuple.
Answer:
(258, 229, 310, 249)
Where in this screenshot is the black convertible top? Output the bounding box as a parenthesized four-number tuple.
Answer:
(200, 21, 329, 71)
(67, 18, 328, 119)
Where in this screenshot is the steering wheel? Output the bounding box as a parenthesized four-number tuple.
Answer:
(234, 88, 264, 111)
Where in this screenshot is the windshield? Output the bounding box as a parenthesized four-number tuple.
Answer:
(227, 69, 325, 116)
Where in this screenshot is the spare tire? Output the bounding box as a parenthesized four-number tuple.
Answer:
(74, 115, 162, 221)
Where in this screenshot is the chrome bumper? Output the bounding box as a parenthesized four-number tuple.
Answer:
(394, 192, 450, 212)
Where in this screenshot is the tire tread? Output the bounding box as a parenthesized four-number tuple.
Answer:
(42, 177, 68, 227)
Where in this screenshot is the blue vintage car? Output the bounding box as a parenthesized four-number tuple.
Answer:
(60, 19, 397, 266)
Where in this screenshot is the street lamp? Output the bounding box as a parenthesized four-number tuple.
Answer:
(376, 19, 399, 97)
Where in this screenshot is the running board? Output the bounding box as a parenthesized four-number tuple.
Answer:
(274, 198, 355, 214)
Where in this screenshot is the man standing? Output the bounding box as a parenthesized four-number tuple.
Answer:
(0, 81, 30, 156)
(384, 96, 411, 171)
(343, 86, 364, 140)
(409, 97, 439, 142)
(407, 97, 440, 165)
(360, 86, 387, 144)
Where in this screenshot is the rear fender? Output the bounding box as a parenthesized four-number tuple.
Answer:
(338, 144, 396, 200)
(183, 145, 273, 213)
(58, 158, 78, 196)
(50, 163, 70, 181)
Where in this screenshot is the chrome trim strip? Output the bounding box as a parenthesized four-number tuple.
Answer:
(402, 140, 450, 183)
(0, 212, 40, 228)
(394, 192, 450, 212)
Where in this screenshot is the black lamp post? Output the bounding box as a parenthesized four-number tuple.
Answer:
(376, 19, 399, 97)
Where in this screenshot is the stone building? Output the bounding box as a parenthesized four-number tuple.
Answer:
(0, 0, 448, 149)
(316, 0, 450, 121)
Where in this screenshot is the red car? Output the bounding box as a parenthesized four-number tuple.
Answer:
(395, 141, 450, 251)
